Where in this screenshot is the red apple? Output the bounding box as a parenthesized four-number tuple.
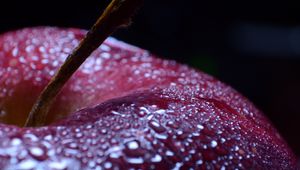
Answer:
(0, 27, 297, 169)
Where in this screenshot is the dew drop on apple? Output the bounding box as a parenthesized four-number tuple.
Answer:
(154, 109, 166, 114)
(29, 146, 44, 157)
(197, 124, 204, 130)
(172, 162, 183, 170)
(16, 159, 37, 169)
(64, 148, 78, 156)
(49, 159, 80, 170)
(137, 110, 146, 117)
(12, 47, 18, 57)
(109, 152, 122, 159)
(176, 130, 188, 139)
(126, 140, 140, 150)
(75, 132, 83, 138)
(140, 107, 151, 114)
(48, 161, 68, 170)
(149, 120, 166, 133)
(25, 45, 34, 53)
(65, 142, 78, 150)
(166, 121, 179, 129)
(88, 160, 96, 168)
(100, 129, 107, 135)
(154, 133, 168, 140)
(111, 111, 125, 117)
(192, 132, 200, 137)
(127, 157, 144, 164)
(165, 150, 175, 156)
(10, 138, 21, 146)
(210, 140, 218, 148)
(234, 146, 240, 151)
(196, 159, 203, 165)
(100, 52, 111, 59)
(104, 162, 112, 169)
(147, 114, 154, 120)
(23, 133, 39, 142)
(29, 147, 48, 161)
(112, 125, 122, 131)
(151, 154, 162, 163)
(100, 44, 111, 51)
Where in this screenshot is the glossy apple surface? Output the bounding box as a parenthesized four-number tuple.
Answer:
(0, 27, 297, 169)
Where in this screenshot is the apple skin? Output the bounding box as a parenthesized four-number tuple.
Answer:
(0, 27, 297, 169)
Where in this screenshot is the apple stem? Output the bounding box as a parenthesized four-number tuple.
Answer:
(24, 0, 143, 127)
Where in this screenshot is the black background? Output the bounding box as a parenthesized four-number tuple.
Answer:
(0, 0, 299, 156)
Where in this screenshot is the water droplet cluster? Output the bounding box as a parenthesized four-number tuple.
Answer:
(0, 27, 297, 169)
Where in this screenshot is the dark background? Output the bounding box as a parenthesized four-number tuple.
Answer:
(0, 0, 299, 156)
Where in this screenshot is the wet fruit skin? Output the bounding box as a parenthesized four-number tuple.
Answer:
(0, 27, 297, 169)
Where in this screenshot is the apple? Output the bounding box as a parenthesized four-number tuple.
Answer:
(0, 0, 297, 169)
(0, 27, 297, 169)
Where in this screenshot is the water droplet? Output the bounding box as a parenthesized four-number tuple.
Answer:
(137, 110, 146, 117)
(75, 133, 83, 138)
(234, 146, 240, 151)
(12, 47, 18, 57)
(151, 154, 162, 163)
(154, 109, 166, 114)
(85, 125, 93, 129)
(172, 162, 183, 170)
(100, 44, 111, 51)
(29, 147, 44, 157)
(154, 133, 168, 140)
(126, 140, 139, 150)
(111, 111, 125, 117)
(192, 132, 200, 137)
(210, 140, 218, 148)
(104, 162, 112, 169)
(48, 160, 69, 169)
(23, 134, 39, 142)
(11, 138, 22, 146)
(101, 129, 107, 134)
(140, 107, 151, 114)
(189, 149, 196, 154)
(109, 152, 121, 159)
(127, 157, 144, 164)
(147, 114, 154, 120)
(101, 52, 111, 59)
(149, 120, 166, 133)
(17, 159, 37, 169)
(68, 142, 78, 149)
(177, 130, 183, 136)
(197, 124, 204, 130)
(166, 121, 179, 129)
(220, 138, 226, 143)
(196, 160, 203, 165)
(88, 161, 96, 168)
(166, 150, 174, 157)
